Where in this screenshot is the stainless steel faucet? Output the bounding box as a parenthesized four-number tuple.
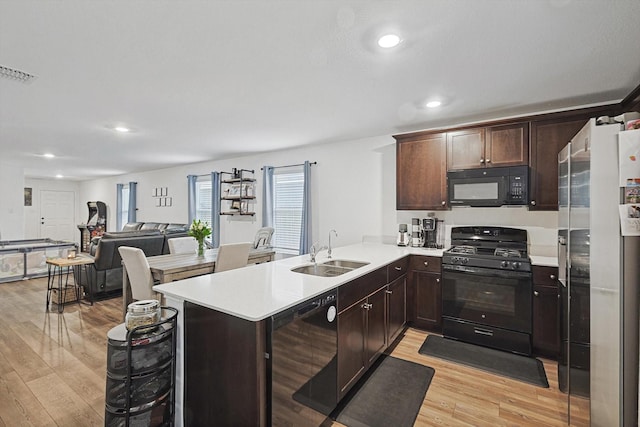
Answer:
(328, 229, 338, 258)
(309, 242, 328, 263)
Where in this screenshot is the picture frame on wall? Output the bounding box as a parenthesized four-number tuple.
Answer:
(230, 200, 241, 210)
(156, 198, 162, 207)
(228, 184, 241, 198)
(166, 197, 172, 207)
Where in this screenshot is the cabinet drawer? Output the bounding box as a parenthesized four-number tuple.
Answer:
(409, 255, 441, 273)
(338, 268, 387, 312)
(532, 266, 558, 286)
(387, 256, 410, 283)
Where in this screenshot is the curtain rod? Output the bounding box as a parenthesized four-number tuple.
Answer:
(260, 161, 317, 171)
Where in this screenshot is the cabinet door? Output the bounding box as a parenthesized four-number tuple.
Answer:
(337, 302, 366, 397)
(532, 284, 560, 357)
(447, 128, 485, 170)
(529, 118, 587, 210)
(365, 287, 387, 366)
(415, 271, 442, 331)
(485, 122, 529, 167)
(387, 277, 407, 344)
(395, 134, 447, 210)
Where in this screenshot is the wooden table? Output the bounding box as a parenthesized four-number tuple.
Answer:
(46, 255, 95, 313)
(121, 247, 275, 318)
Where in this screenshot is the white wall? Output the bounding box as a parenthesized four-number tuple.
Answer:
(79, 134, 559, 254)
(0, 162, 25, 240)
(24, 178, 81, 242)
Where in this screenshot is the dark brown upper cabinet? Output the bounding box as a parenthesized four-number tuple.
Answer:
(395, 133, 447, 210)
(447, 123, 528, 170)
(529, 118, 588, 210)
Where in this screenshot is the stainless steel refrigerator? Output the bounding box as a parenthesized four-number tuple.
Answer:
(558, 118, 639, 426)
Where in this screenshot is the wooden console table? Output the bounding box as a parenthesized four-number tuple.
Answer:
(121, 247, 275, 318)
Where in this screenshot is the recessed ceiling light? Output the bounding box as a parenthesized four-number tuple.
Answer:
(55, 174, 63, 179)
(43, 153, 55, 158)
(114, 126, 130, 133)
(378, 34, 401, 48)
(426, 101, 442, 108)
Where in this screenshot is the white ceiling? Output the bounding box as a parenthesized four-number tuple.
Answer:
(1, 0, 639, 181)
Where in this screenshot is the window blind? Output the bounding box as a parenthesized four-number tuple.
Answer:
(273, 170, 304, 253)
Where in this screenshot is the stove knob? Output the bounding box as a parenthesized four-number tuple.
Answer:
(501, 261, 509, 268)
(513, 262, 521, 270)
(462, 257, 469, 264)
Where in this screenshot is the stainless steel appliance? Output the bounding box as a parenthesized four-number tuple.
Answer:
(447, 165, 528, 207)
(422, 218, 444, 249)
(441, 226, 532, 355)
(268, 290, 338, 426)
(397, 223, 410, 246)
(557, 119, 639, 426)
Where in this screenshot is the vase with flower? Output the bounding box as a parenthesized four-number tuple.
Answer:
(188, 219, 212, 256)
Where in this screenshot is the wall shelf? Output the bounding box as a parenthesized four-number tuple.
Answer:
(219, 169, 256, 216)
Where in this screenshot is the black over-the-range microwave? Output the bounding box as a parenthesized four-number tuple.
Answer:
(447, 165, 529, 207)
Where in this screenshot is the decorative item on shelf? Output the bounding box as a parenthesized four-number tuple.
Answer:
(188, 219, 211, 256)
(220, 168, 256, 216)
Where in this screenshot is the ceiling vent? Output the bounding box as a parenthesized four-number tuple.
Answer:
(0, 65, 37, 83)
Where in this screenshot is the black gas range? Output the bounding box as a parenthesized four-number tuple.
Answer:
(441, 226, 533, 355)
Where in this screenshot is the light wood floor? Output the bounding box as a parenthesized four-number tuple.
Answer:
(0, 277, 579, 426)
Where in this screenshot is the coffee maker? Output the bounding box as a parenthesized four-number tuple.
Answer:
(422, 218, 444, 248)
(397, 224, 410, 246)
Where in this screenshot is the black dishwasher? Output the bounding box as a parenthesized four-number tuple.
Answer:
(268, 290, 338, 427)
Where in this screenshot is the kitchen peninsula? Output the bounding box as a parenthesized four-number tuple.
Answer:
(153, 242, 444, 426)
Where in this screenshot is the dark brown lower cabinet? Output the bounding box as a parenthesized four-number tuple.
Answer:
(409, 256, 442, 331)
(184, 302, 267, 427)
(532, 266, 560, 358)
(337, 285, 387, 399)
(387, 276, 407, 344)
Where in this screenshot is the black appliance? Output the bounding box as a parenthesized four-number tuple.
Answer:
(447, 165, 528, 207)
(441, 226, 533, 355)
(422, 218, 440, 248)
(268, 290, 338, 426)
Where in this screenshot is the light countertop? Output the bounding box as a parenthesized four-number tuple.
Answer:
(153, 242, 558, 322)
(154, 243, 443, 322)
(530, 255, 559, 267)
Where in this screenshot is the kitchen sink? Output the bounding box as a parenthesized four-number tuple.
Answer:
(291, 264, 352, 277)
(291, 259, 369, 277)
(321, 259, 369, 269)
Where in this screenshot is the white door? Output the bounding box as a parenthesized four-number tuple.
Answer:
(40, 190, 76, 242)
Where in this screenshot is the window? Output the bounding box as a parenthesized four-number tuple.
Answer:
(272, 169, 304, 254)
(195, 178, 212, 228)
(117, 184, 130, 231)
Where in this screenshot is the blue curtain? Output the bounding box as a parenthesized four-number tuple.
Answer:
(211, 172, 221, 248)
(299, 161, 312, 255)
(262, 166, 274, 227)
(128, 181, 137, 223)
(187, 175, 197, 224)
(116, 183, 124, 231)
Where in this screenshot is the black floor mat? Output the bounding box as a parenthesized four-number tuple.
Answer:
(418, 335, 549, 388)
(331, 355, 434, 427)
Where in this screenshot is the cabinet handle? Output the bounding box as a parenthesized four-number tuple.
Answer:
(436, 278, 440, 283)
(385, 290, 393, 295)
(485, 158, 491, 163)
(530, 200, 537, 206)
(480, 159, 485, 164)
(550, 274, 556, 280)
(424, 261, 429, 266)
(362, 303, 372, 310)
(534, 291, 539, 297)
(394, 266, 402, 271)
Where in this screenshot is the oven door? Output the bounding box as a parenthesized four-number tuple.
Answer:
(442, 264, 532, 333)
